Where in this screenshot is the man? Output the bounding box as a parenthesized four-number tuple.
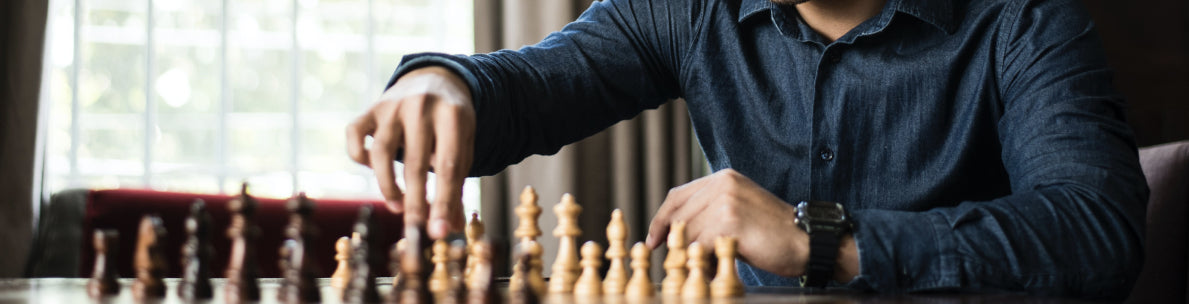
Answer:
(346, 0, 1148, 298)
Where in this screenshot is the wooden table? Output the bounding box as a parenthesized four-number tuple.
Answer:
(0, 278, 1095, 303)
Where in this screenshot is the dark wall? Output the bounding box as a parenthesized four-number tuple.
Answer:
(1084, 1, 1189, 147)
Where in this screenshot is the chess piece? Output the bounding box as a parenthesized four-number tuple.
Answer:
(277, 240, 298, 301)
(574, 241, 604, 296)
(507, 246, 538, 304)
(710, 236, 744, 298)
(87, 230, 120, 297)
(511, 186, 543, 293)
(346, 206, 381, 303)
(388, 238, 409, 303)
(464, 212, 485, 282)
(603, 209, 629, 295)
(331, 236, 352, 291)
(132, 215, 168, 300)
(278, 192, 321, 303)
(225, 182, 262, 303)
(439, 240, 468, 304)
(507, 243, 529, 293)
(463, 237, 501, 304)
(179, 200, 214, 300)
(625, 242, 654, 298)
(430, 239, 450, 294)
(681, 242, 710, 299)
(399, 225, 433, 304)
(661, 221, 688, 296)
(514, 186, 542, 243)
(524, 240, 547, 295)
(548, 193, 583, 294)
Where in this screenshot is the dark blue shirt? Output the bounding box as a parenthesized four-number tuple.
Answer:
(389, 0, 1148, 298)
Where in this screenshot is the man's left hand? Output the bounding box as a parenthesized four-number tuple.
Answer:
(645, 169, 811, 277)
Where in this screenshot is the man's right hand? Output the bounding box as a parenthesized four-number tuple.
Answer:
(346, 66, 475, 239)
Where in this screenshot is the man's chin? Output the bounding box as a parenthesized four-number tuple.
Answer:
(770, 0, 812, 4)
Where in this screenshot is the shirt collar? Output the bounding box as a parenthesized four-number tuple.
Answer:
(737, 0, 957, 35)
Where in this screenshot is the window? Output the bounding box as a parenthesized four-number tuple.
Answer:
(41, 0, 479, 212)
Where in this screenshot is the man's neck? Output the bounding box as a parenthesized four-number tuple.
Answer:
(792, 0, 887, 43)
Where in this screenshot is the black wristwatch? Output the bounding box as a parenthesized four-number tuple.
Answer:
(794, 200, 852, 288)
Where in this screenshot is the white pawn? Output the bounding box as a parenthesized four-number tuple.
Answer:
(661, 221, 688, 296)
(681, 242, 709, 299)
(603, 209, 629, 295)
(330, 236, 350, 291)
(525, 240, 547, 295)
(464, 212, 484, 282)
(429, 240, 449, 294)
(710, 236, 744, 298)
(625, 242, 654, 299)
(573, 241, 603, 297)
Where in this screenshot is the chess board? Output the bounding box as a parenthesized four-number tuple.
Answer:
(0, 278, 1094, 304)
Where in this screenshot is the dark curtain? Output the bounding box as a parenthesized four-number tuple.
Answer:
(472, 0, 705, 277)
(0, 0, 49, 278)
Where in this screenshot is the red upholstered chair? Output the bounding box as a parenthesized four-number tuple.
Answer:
(72, 189, 400, 278)
(1128, 140, 1189, 303)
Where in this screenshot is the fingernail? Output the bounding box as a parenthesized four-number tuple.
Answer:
(645, 235, 652, 245)
(429, 218, 448, 238)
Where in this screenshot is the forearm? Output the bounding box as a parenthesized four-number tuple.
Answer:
(385, 0, 693, 176)
(846, 182, 1145, 298)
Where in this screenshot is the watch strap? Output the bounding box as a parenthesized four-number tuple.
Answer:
(803, 230, 841, 288)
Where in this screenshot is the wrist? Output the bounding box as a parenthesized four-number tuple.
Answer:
(387, 66, 473, 107)
(833, 234, 859, 283)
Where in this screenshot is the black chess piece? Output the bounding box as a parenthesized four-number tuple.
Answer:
(345, 205, 381, 303)
(179, 200, 214, 300)
(278, 192, 321, 303)
(87, 229, 120, 297)
(132, 215, 168, 300)
(225, 182, 262, 303)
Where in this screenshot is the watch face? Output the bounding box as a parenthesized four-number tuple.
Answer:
(797, 201, 848, 224)
(808, 203, 844, 220)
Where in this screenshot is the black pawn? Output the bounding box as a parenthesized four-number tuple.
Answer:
(87, 230, 120, 297)
(278, 193, 321, 303)
(132, 215, 169, 300)
(345, 206, 381, 303)
(179, 200, 214, 300)
(225, 182, 262, 303)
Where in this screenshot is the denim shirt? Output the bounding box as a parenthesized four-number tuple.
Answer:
(388, 0, 1147, 298)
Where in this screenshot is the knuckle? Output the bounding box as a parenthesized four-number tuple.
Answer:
(719, 204, 740, 223)
(666, 187, 680, 198)
(437, 161, 462, 177)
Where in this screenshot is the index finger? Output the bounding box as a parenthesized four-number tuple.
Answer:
(346, 113, 376, 166)
(370, 108, 406, 213)
(646, 176, 711, 249)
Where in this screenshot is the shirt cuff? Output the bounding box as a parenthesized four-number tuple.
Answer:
(387, 53, 482, 103)
(846, 209, 962, 292)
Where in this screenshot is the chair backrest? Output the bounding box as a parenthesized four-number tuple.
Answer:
(1128, 140, 1189, 303)
(74, 189, 401, 278)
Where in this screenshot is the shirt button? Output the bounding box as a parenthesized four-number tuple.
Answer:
(820, 149, 835, 161)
